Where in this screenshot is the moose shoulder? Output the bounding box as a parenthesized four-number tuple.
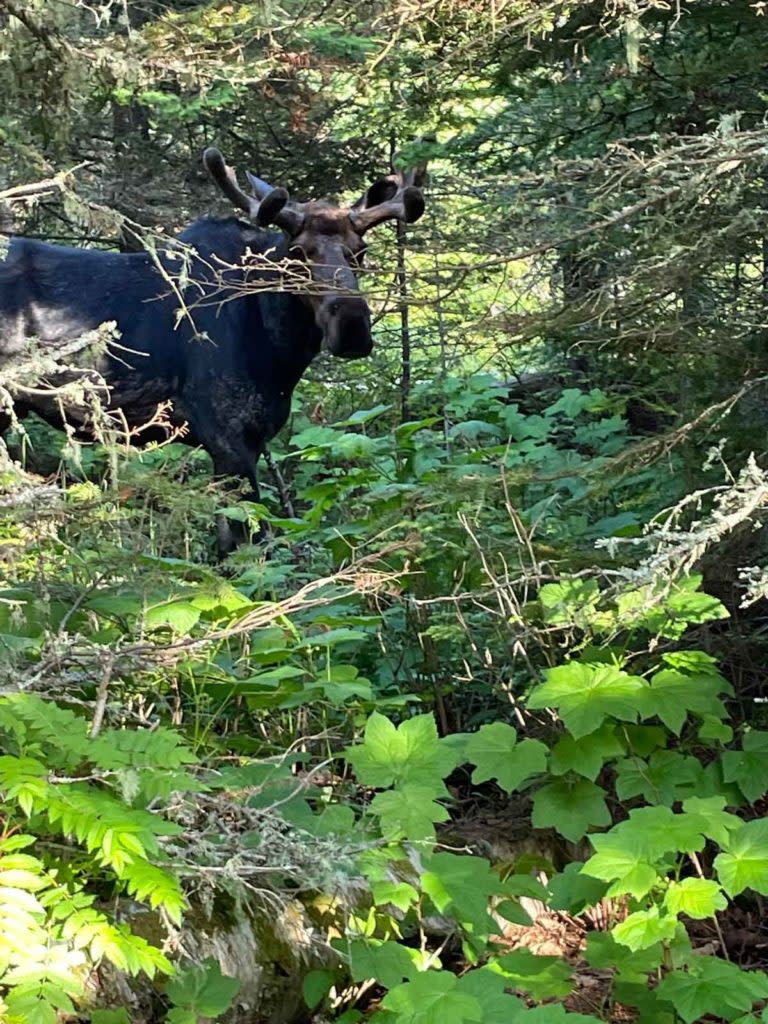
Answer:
(0, 147, 426, 551)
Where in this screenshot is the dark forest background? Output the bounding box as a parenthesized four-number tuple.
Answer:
(3, 3, 768, 1023)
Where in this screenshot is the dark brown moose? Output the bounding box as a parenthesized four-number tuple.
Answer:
(0, 147, 426, 551)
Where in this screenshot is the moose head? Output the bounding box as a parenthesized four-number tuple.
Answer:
(203, 147, 425, 359)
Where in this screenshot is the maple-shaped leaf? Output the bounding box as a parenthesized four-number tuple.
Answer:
(622, 723, 668, 756)
(489, 948, 572, 1000)
(548, 863, 608, 914)
(615, 806, 707, 858)
(166, 958, 240, 1019)
(466, 722, 547, 793)
(638, 668, 727, 735)
(524, 1007, 601, 1024)
(527, 662, 644, 739)
(615, 751, 704, 805)
(664, 878, 727, 919)
(612, 982, 676, 1024)
(370, 880, 419, 912)
(613, 907, 678, 951)
(715, 818, 768, 897)
(585, 931, 665, 979)
(619, 576, 728, 640)
(657, 958, 768, 1023)
(550, 724, 624, 781)
(539, 578, 601, 627)
(532, 778, 610, 841)
(381, 971, 482, 1024)
(582, 830, 659, 900)
(348, 939, 419, 988)
(682, 796, 742, 848)
(370, 785, 449, 840)
(699, 715, 733, 744)
(421, 852, 503, 940)
(345, 713, 459, 794)
(722, 731, 768, 803)
(456, 968, 525, 1024)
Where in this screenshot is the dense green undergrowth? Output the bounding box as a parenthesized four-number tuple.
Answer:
(1, 376, 768, 1023)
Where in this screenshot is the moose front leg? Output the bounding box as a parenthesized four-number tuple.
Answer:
(206, 438, 264, 557)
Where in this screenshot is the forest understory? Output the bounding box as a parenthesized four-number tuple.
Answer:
(3, 2, 768, 1023)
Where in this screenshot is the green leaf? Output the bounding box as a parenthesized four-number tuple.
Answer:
(370, 785, 449, 839)
(422, 852, 504, 940)
(371, 880, 419, 912)
(585, 931, 664, 979)
(489, 948, 572, 1000)
(722, 732, 768, 803)
(638, 668, 727, 735)
(619, 577, 728, 640)
(346, 713, 459, 794)
(546, 388, 589, 417)
(620, 805, 707, 856)
(547, 863, 608, 914)
(622, 724, 668, 756)
(664, 878, 727, 919)
(527, 662, 644, 739)
(583, 807, 707, 899)
(549, 725, 624, 781)
(303, 969, 335, 1009)
(657, 958, 768, 1023)
(682, 796, 742, 848)
(522, 1008, 603, 1024)
(312, 804, 356, 836)
(335, 403, 392, 427)
(455, 969, 524, 1023)
(466, 723, 547, 793)
(349, 940, 418, 988)
(613, 907, 678, 951)
(166, 957, 240, 1017)
(615, 751, 704, 805)
(539, 578, 600, 627)
(298, 628, 369, 649)
(4, 994, 56, 1024)
(532, 779, 610, 841)
(381, 972, 482, 1024)
(699, 715, 733, 744)
(166, 1010, 196, 1024)
(581, 831, 659, 900)
(144, 599, 201, 635)
(613, 981, 676, 1023)
(715, 819, 768, 896)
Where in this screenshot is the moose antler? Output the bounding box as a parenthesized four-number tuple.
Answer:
(203, 148, 303, 233)
(349, 173, 425, 233)
(349, 137, 430, 232)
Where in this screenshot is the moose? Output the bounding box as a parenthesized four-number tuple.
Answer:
(0, 147, 426, 550)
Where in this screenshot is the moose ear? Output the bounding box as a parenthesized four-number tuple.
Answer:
(401, 186, 425, 223)
(254, 187, 290, 227)
(361, 178, 399, 208)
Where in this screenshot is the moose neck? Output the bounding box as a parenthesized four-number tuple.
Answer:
(254, 231, 323, 392)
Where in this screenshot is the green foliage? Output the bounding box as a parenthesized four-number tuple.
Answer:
(656, 958, 768, 1023)
(165, 959, 240, 1024)
(0, 695, 188, 1019)
(5, 0, 768, 1016)
(466, 723, 548, 793)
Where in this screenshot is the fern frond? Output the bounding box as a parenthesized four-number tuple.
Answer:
(118, 859, 186, 924)
(89, 726, 197, 772)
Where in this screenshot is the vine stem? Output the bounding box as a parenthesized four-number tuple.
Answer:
(689, 850, 729, 961)
(89, 654, 115, 739)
